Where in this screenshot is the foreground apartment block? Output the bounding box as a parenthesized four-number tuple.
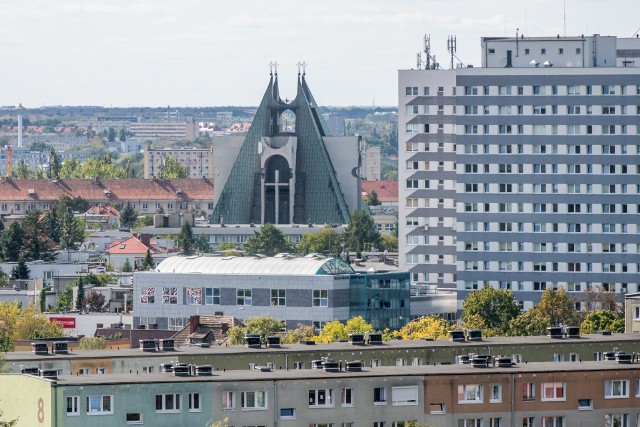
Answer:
(398, 34, 640, 309)
(2, 360, 640, 426)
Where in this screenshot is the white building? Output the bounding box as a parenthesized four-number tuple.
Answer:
(398, 34, 640, 310)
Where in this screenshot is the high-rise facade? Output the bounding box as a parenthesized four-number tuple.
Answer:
(399, 34, 640, 310)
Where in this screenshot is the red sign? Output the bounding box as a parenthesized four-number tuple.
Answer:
(49, 317, 76, 329)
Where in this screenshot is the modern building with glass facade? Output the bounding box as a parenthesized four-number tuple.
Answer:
(133, 255, 410, 331)
(398, 34, 640, 310)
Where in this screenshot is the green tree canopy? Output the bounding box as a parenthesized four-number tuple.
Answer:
(119, 203, 138, 228)
(364, 190, 381, 206)
(297, 228, 343, 256)
(140, 249, 155, 271)
(0, 222, 24, 262)
(243, 223, 293, 256)
(177, 222, 195, 255)
(344, 209, 381, 257)
(315, 316, 375, 343)
(162, 157, 189, 179)
(461, 286, 521, 334)
(121, 258, 133, 272)
(395, 315, 449, 340)
(508, 288, 580, 336)
(227, 316, 286, 345)
(21, 210, 56, 262)
(75, 278, 85, 311)
(580, 310, 625, 334)
(11, 256, 30, 280)
(58, 199, 85, 251)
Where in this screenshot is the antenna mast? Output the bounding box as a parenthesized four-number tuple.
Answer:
(447, 35, 457, 69)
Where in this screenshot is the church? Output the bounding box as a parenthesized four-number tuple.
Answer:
(210, 66, 361, 225)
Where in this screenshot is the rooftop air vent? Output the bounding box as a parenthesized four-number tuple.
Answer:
(368, 333, 383, 345)
(159, 339, 175, 351)
(31, 342, 49, 355)
(244, 334, 261, 349)
(20, 367, 40, 375)
(348, 333, 365, 345)
(160, 363, 174, 373)
(457, 355, 470, 365)
(266, 336, 281, 348)
(494, 356, 514, 367)
(311, 359, 324, 369)
(449, 330, 465, 342)
(173, 363, 191, 376)
(564, 326, 580, 338)
(604, 351, 617, 361)
(322, 359, 340, 372)
(139, 339, 157, 352)
(193, 365, 213, 376)
(254, 365, 273, 372)
(547, 327, 563, 339)
(470, 355, 492, 368)
(615, 352, 632, 364)
(466, 329, 483, 341)
(28, 189, 35, 197)
(52, 341, 69, 354)
(39, 369, 58, 380)
(345, 360, 363, 372)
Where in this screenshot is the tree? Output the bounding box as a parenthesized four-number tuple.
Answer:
(38, 287, 47, 313)
(580, 310, 625, 334)
(119, 128, 127, 142)
(344, 209, 381, 258)
(297, 228, 343, 256)
(315, 316, 375, 343)
(120, 203, 138, 228)
(121, 258, 133, 272)
(48, 148, 61, 179)
(194, 234, 211, 253)
(83, 290, 106, 313)
(11, 256, 30, 280)
(364, 190, 381, 206)
(78, 336, 108, 350)
(0, 222, 23, 262)
(461, 287, 521, 335)
(243, 223, 293, 256)
(381, 234, 398, 252)
(508, 308, 550, 336)
(177, 222, 195, 255)
(582, 284, 621, 313)
(58, 200, 85, 251)
(54, 284, 74, 312)
(140, 249, 155, 270)
(0, 302, 64, 343)
(227, 316, 286, 345)
(75, 278, 85, 311)
(162, 157, 189, 179)
(396, 315, 449, 340)
(21, 210, 56, 262)
(537, 287, 580, 327)
(280, 324, 316, 344)
(107, 127, 116, 142)
(15, 160, 29, 179)
(0, 269, 8, 288)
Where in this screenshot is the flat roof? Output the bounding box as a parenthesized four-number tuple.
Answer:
(7, 333, 640, 362)
(15, 360, 640, 386)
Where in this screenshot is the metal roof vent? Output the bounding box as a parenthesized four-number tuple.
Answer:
(160, 363, 174, 373)
(348, 333, 365, 345)
(52, 341, 68, 354)
(466, 329, 483, 341)
(564, 326, 580, 338)
(193, 365, 213, 376)
(345, 360, 363, 372)
(615, 352, 633, 364)
(470, 355, 492, 368)
(449, 330, 465, 342)
(173, 363, 191, 377)
(322, 359, 340, 372)
(547, 327, 563, 339)
(139, 339, 157, 352)
(31, 342, 49, 355)
(244, 334, 261, 349)
(266, 336, 281, 348)
(494, 356, 514, 367)
(368, 333, 383, 345)
(20, 367, 40, 375)
(159, 339, 175, 351)
(39, 369, 58, 380)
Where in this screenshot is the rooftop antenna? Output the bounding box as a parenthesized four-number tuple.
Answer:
(447, 35, 457, 69)
(416, 52, 422, 69)
(420, 34, 441, 70)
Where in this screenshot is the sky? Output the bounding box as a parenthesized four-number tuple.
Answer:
(0, 0, 638, 107)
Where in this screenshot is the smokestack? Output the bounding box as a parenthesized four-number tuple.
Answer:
(16, 103, 25, 149)
(6, 146, 12, 178)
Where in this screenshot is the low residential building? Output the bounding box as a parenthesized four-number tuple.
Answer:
(104, 235, 170, 270)
(83, 205, 120, 230)
(0, 177, 215, 217)
(625, 293, 640, 333)
(133, 254, 410, 331)
(2, 360, 640, 426)
(362, 180, 399, 235)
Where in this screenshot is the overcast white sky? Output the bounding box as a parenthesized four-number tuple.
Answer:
(1, 0, 638, 107)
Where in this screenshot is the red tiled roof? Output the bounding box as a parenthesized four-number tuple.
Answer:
(86, 205, 120, 216)
(360, 180, 398, 203)
(0, 178, 213, 202)
(105, 236, 161, 255)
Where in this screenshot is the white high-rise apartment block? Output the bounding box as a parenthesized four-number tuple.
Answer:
(399, 34, 640, 310)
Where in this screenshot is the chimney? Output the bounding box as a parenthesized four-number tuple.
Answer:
(6, 146, 12, 178)
(139, 233, 151, 247)
(189, 315, 200, 334)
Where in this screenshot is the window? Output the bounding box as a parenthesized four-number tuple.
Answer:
(270, 289, 285, 306)
(541, 416, 565, 427)
(87, 395, 113, 415)
(459, 419, 483, 427)
(392, 386, 418, 406)
(241, 391, 267, 409)
(186, 288, 202, 305)
(490, 419, 502, 427)
(542, 382, 566, 401)
(140, 287, 155, 304)
(458, 384, 483, 403)
(605, 414, 629, 427)
(523, 418, 535, 427)
(205, 287, 220, 305)
(523, 383, 535, 401)
(341, 388, 353, 406)
(280, 408, 296, 419)
(374, 387, 387, 405)
(605, 380, 629, 398)
(490, 384, 502, 403)
(405, 86, 418, 96)
(126, 413, 143, 424)
(313, 289, 328, 307)
(222, 391, 235, 410)
(237, 288, 252, 306)
(429, 403, 446, 414)
(578, 398, 593, 410)
(162, 287, 178, 304)
(156, 393, 181, 413)
(189, 393, 201, 412)
(309, 389, 334, 407)
(67, 396, 80, 416)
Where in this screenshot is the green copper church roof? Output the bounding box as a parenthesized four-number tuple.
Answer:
(211, 73, 351, 225)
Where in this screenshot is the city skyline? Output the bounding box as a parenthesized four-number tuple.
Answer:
(1, 0, 638, 108)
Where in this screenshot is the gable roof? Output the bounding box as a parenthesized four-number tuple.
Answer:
(0, 178, 213, 202)
(105, 236, 160, 255)
(361, 180, 398, 203)
(85, 205, 120, 216)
